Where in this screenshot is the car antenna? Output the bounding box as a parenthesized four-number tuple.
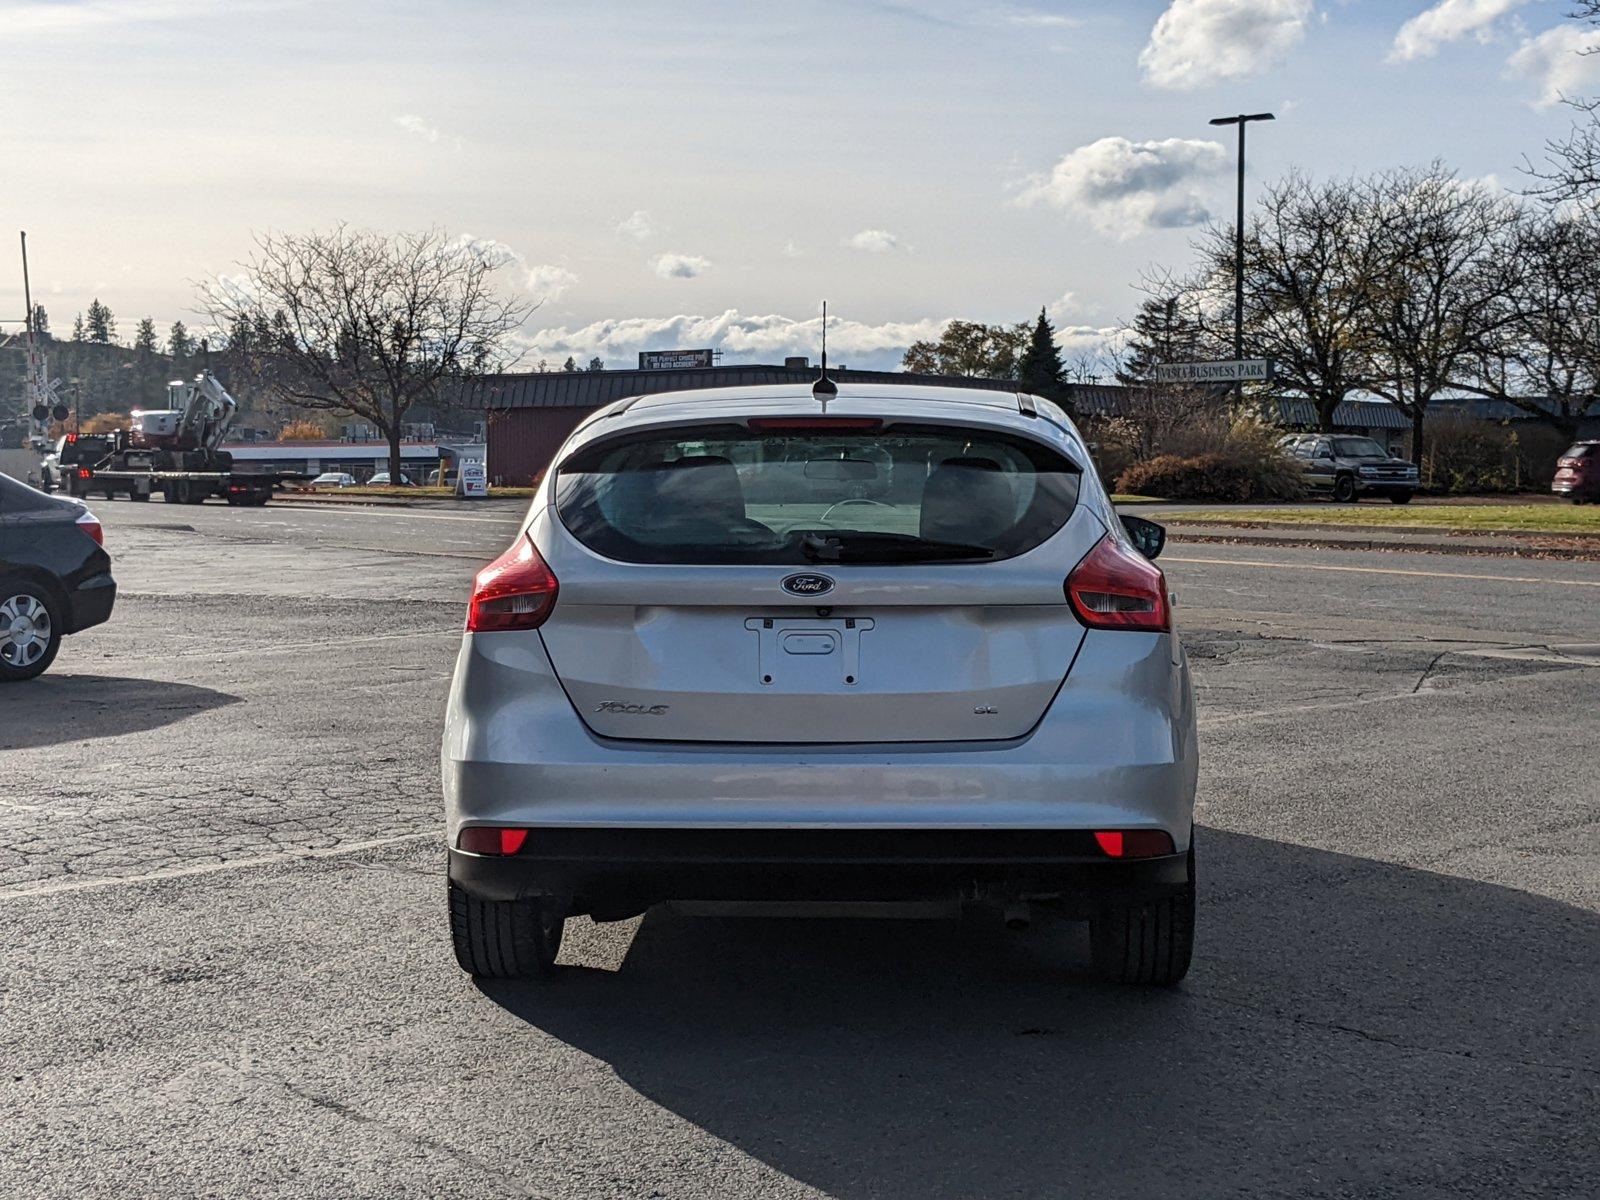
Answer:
(813, 300, 837, 408)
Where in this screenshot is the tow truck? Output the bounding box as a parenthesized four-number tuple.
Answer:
(58, 373, 306, 505)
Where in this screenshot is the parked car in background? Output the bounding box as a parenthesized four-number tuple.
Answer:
(310, 472, 356, 488)
(367, 471, 415, 486)
(0, 472, 116, 682)
(443, 383, 1198, 986)
(1287, 435, 1419, 503)
(426, 468, 454, 486)
(1552, 441, 1600, 503)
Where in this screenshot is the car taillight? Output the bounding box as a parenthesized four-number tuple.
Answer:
(1066, 534, 1169, 631)
(466, 534, 558, 632)
(75, 510, 104, 546)
(77, 468, 91, 480)
(1093, 830, 1176, 858)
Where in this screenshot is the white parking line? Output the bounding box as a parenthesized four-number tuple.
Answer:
(1165, 556, 1600, 588)
(242, 504, 519, 525)
(0, 832, 436, 901)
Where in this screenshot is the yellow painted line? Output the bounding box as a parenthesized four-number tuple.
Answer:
(1166, 555, 1600, 588)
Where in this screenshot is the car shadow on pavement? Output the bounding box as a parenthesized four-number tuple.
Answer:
(0, 675, 240, 751)
(481, 829, 1600, 1199)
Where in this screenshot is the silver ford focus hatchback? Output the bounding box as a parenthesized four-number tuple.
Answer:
(442, 382, 1198, 984)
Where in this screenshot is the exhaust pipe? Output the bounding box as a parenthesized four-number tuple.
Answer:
(1003, 901, 1031, 931)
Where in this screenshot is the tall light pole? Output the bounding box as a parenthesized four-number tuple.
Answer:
(1208, 112, 1274, 368)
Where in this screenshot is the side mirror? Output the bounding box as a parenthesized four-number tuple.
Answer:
(1120, 514, 1166, 561)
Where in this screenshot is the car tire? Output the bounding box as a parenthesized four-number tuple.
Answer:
(448, 883, 564, 979)
(1332, 475, 1357, 503)
(1389, 491, 1414, 504)
(0, 576, 63, 683)
(1089, 840, 1195, 987)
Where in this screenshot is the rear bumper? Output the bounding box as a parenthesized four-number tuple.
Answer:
(448, 827, 1191, 911)
(65, 571, 116, 634)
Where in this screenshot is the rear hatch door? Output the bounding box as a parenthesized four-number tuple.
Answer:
(535, 417, 1103, 744)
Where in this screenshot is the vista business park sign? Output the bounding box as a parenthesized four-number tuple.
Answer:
(1150, 359, 1275, 384)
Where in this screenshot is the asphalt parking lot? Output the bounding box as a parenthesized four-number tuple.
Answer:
(3, 496, 1597, 1199)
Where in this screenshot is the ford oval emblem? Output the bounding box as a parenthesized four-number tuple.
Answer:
(781, 572, 835, 597)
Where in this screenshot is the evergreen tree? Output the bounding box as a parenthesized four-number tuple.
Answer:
(168, 320, 194, 363)
(133, 317, 160, 354)
(72, 313, 85, 341)
(30, 304, 49, 338)
(562, 356, 578, 372)
(1116, 296, 1212, 385)
(86, 298, 116, 344)
(1017, 308, 1069, 410)
(133, 318, 165, 408)
(587, 356, 605, 371)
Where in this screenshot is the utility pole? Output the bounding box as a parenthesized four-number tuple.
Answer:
(1207, 113, 1274, 373)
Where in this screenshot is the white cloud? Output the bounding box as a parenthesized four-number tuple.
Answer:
(452, 233, 521, 269)
(519, 310, 952, 371)
(6, 0, 299, 35)
(1016, 136, 1229, 236)
(782, 240, 804, 258)
(395, 113, 441, 143)
(847, 229, 902, 253)
(997, 7, 1078, 27)
(1139, 0, 1313, 90)
(516, 309, 1126, 374)
(652, 253, 712, 279)
(525, 264, 577, 302)
(1391, 0, 1530, 62)
(1507, 25, 1600, 106)
(617, 210, 659, 241)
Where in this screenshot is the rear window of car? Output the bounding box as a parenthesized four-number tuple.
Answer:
(1562, 443, 1597, 460)
(554, 423, 1082, 565)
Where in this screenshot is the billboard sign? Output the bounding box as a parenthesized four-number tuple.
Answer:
(1150, 359, 1275, 384)
(639, 349, 715, 370)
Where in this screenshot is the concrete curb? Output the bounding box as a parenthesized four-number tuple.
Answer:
(1168, 530, 1600, 561)
(1162, 517, 1600, 542)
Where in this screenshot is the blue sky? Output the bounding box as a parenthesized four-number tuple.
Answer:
(2, 0, 1595, 369)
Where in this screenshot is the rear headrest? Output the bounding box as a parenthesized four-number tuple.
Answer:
(608, 454, 749, 538)
(919, 456, 1014, 545)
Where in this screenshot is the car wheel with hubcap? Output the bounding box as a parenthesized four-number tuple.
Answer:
(1332, 475, 1358, 503)
(0, 579, 62, 682)
(448, 883, 565, 979)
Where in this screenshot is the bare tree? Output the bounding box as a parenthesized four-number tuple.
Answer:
(1456, 206, 1600, 440)
(1363, 166, 1522, 465)
(202, 226, 535, 483)
(1523, 4, 1600, 201)
(1195, 172, 1390, 432)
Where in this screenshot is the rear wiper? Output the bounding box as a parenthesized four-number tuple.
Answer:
(799, 531, 996, 563)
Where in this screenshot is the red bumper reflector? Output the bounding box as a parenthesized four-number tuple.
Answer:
(1093, 829, 1176, 859)
(458, 827, 529, 856)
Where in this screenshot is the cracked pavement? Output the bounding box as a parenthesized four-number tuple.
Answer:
(2, 497, 1597, 1198)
